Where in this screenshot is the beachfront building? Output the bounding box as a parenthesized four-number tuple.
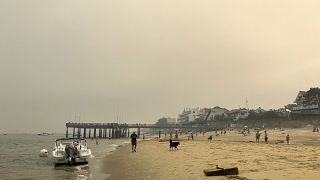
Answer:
(287, 88, 320, 115)
(166, 117, 177, 124)
(177, 108, 191, 124)
(177, 107, 205, 124)
(156, 117, 177, 125)
(295, 91, 308, 105)
(188, 107, 201, 122)
(227, 108, 249, 121)
(177, 107, 231, 124)
(206, 106, 229, 121)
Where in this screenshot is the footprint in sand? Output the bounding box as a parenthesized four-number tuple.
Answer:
(238, 160, 248, 163)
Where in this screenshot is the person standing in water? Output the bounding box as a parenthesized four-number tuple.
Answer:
(131, 131, 138, 152)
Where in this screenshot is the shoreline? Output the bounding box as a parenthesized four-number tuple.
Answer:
(101, 129, 320, 180)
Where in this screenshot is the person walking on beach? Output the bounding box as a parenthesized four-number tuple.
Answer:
(191, 132, 194, 140)
(131, 131, 138, 152)
(286, 134, 290, 144)
(256, 131, 261, 143)
(264, 130, 268, 144)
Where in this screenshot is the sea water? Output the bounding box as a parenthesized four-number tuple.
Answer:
(0, 134, 129, 180)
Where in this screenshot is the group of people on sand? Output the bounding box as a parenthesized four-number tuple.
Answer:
(255, 130, 290, 144)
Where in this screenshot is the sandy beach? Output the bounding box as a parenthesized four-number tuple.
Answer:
(102, 129, 320, 180)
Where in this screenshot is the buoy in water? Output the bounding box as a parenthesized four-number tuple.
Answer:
(39, 149, 48, 157)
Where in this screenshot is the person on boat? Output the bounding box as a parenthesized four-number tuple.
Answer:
(131, 131, 138, 152)
(73, 141, 79, 157)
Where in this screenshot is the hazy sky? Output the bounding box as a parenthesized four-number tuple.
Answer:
(1, 0, 320, 133)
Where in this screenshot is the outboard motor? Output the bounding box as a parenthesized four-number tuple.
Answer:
(65, 144, 74, 164)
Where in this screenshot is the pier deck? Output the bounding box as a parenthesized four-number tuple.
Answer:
(65, 122, 207, 139)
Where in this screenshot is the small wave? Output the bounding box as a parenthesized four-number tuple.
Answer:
(75, 166, 82, 171)
(109, 144, 118, 147)
(123, 141, 130, 144)
(76, 174, 88, 180)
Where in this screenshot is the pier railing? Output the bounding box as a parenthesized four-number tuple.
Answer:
(65, 122, 206, 139)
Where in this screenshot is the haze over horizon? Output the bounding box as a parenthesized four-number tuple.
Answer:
(1, 0, 320, 133)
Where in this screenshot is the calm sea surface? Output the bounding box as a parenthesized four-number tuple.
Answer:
(0, 134, 129, 180)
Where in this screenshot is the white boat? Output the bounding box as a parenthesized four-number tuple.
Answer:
(37, 132, 53, 136)
(52, 138, 92, 165)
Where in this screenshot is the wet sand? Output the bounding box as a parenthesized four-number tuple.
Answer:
(102, 129, 320, 180)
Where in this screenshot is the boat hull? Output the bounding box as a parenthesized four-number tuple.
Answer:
(52, 150, 91, 165)
(53, 157, 89, 165)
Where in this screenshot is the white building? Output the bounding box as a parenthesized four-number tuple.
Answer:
(177, 107, 202, 124)
(207, 106, 228, 120)
(188, 107, 201, 122)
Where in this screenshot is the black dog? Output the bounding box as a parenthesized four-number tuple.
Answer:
(208, 135, 213, 141)
(169, 139, 180, 150)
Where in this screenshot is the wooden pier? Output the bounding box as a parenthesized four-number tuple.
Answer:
(65, 122, 207, 139)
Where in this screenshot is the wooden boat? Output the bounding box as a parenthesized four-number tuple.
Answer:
(203, 166, 239, 176)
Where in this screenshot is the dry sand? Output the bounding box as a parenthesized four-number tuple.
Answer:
(102, 129, 320, 180)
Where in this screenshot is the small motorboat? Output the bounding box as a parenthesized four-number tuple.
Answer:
(52, 138, 91, 165)
(37, 132, 53, 136)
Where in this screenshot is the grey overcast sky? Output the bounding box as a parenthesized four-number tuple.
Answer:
(1, 0, 320, 133)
